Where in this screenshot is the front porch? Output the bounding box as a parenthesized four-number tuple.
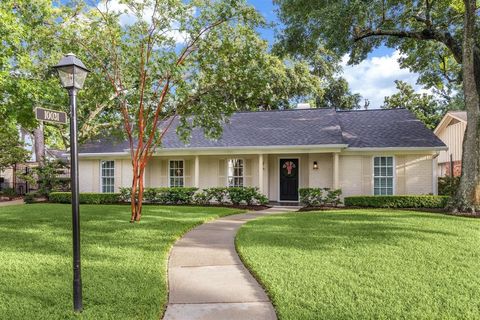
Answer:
(143, 153, 341, 202)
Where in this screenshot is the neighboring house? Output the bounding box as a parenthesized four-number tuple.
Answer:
(434, 111, 467, 177)
(78, 108, 446, 202)
(0, 149, 69, 194)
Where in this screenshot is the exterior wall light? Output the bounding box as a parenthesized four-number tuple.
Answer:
(313, 161, 318, 170)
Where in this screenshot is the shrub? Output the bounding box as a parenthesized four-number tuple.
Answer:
(1, 187, 16, 200)
(344, 195, 450, 208)
(24, 192, 40, 204)
(438, 176, 460, 196)
(118, 187, 198, 204)
(161, 187, 198, 204)
(193, 191, 214, 205)
(299, 188, 342, 207)
(204, 187, 228, 204)
(324, 188, 343, 206)
(119, 187, 133, 202)
(299, 188, 323, 207)
(49, 192, 121, 204)
(21, 160, 70, 197)
(225, 187, 268, 205)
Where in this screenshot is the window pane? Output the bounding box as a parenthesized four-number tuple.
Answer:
(387, 178, 393, 188)
(387, 167, 393, 177)
(101, 161, 115, 193)
(373, 157, 394, 196)
(381, 167, 386, 176)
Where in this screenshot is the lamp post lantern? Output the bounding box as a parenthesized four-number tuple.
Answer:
(53, 53, 89, 313)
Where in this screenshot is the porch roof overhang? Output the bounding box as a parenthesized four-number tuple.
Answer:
(77, 144, 447, 158)
(78, 144, 349, 158)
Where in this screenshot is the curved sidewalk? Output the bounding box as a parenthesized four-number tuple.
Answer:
(163, 207, 298, 320)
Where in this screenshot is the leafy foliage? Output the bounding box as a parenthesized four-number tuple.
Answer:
(382, 80, 445, 129)
(299, 188, 342, 207)
(438, 176, 461, 196)
(274, 0, 465, 91)
(226, 187, 268, 205)
(0, 188, 17, 200)
(344, 195, 450, 208)
(49, 192, 121, 204)
(317, 77, 361, 110)
(0, 124, 29, 171)
(22, 160, 70, 197)
(118, 186, 267, 205)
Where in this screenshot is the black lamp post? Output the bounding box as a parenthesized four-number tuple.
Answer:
(53, 53, 89, 313)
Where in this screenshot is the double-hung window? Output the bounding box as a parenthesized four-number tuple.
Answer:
(101, 160, 115, 193)
(373, 156, 394, 195)
(169, 160, 184, 187)
(227, 159, 244, 187)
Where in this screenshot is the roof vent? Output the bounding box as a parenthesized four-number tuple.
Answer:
(296, 103, 310, 109)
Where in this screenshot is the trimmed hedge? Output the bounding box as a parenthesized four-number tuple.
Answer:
(50, 187, 269, 206)
(49, 192, 121, 204)
(119, 187, 198, 204)
(299, 188, 342, 207)
(344, 195, 450, 208)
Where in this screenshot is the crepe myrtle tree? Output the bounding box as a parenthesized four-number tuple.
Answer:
(274, 0, 480, 212)
(75, 0, 281, 222)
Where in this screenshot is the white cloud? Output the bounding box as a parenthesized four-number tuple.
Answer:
(340, 50, 426, 108)
(97, 0, 188, 44)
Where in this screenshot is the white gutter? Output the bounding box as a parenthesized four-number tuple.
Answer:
(346, 146, 448, 152)
(78, 144, 348, 157)
(78, 145, 448, 157)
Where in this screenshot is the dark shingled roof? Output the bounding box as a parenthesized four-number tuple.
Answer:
(79, 108, 445, 153)
(337, 108, 446, 148)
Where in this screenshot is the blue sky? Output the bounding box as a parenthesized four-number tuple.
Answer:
(98, 0, 423, 108)
(247, 0, 423, 107)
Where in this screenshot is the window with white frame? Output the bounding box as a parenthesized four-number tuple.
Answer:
(373, 156, 394, 195)
(101, 160, 115, 193)
(227, 159, 244, 187)
(169, 160, 184, 187)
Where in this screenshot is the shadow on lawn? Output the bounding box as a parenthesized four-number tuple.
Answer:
(238, 211, 461, 253)
(0, 204, 240, 320)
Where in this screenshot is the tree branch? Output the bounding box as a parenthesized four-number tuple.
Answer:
(353, 28, 463, 63)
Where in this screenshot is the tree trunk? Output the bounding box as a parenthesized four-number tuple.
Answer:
(33, 123, 45, 164)
(453, 0, 480, 212)
(129, 159, 146, 223)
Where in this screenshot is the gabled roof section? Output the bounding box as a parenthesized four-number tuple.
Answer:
(338, 109, 446, 148)
(79, 108, 446, 154)
(434, 111, 467, 135)
(161, 108, 344, 148)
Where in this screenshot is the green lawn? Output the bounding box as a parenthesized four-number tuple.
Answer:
(236, 209, 480, 320)
(0, 204, 242, 320)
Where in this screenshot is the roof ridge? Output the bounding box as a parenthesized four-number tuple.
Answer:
(231, 107, 335, 115)
(335, 108, 407, 113)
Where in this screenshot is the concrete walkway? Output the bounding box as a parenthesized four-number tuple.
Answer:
(0, 199, 24, 207)
(163, 206, 299, 320)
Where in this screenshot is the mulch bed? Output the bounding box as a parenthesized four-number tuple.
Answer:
(298, 206, 480, 218)
(298, 206, 342, 212)
(42, 200, 271, 211)
(0, 196, 23, 202)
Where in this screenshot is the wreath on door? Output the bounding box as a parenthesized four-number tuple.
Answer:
(282, 161, 296, 176)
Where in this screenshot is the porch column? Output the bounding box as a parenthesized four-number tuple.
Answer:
(258, 154, 264, 194)
(333, 153, 339, 189)
(194, 155, 200, 188)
